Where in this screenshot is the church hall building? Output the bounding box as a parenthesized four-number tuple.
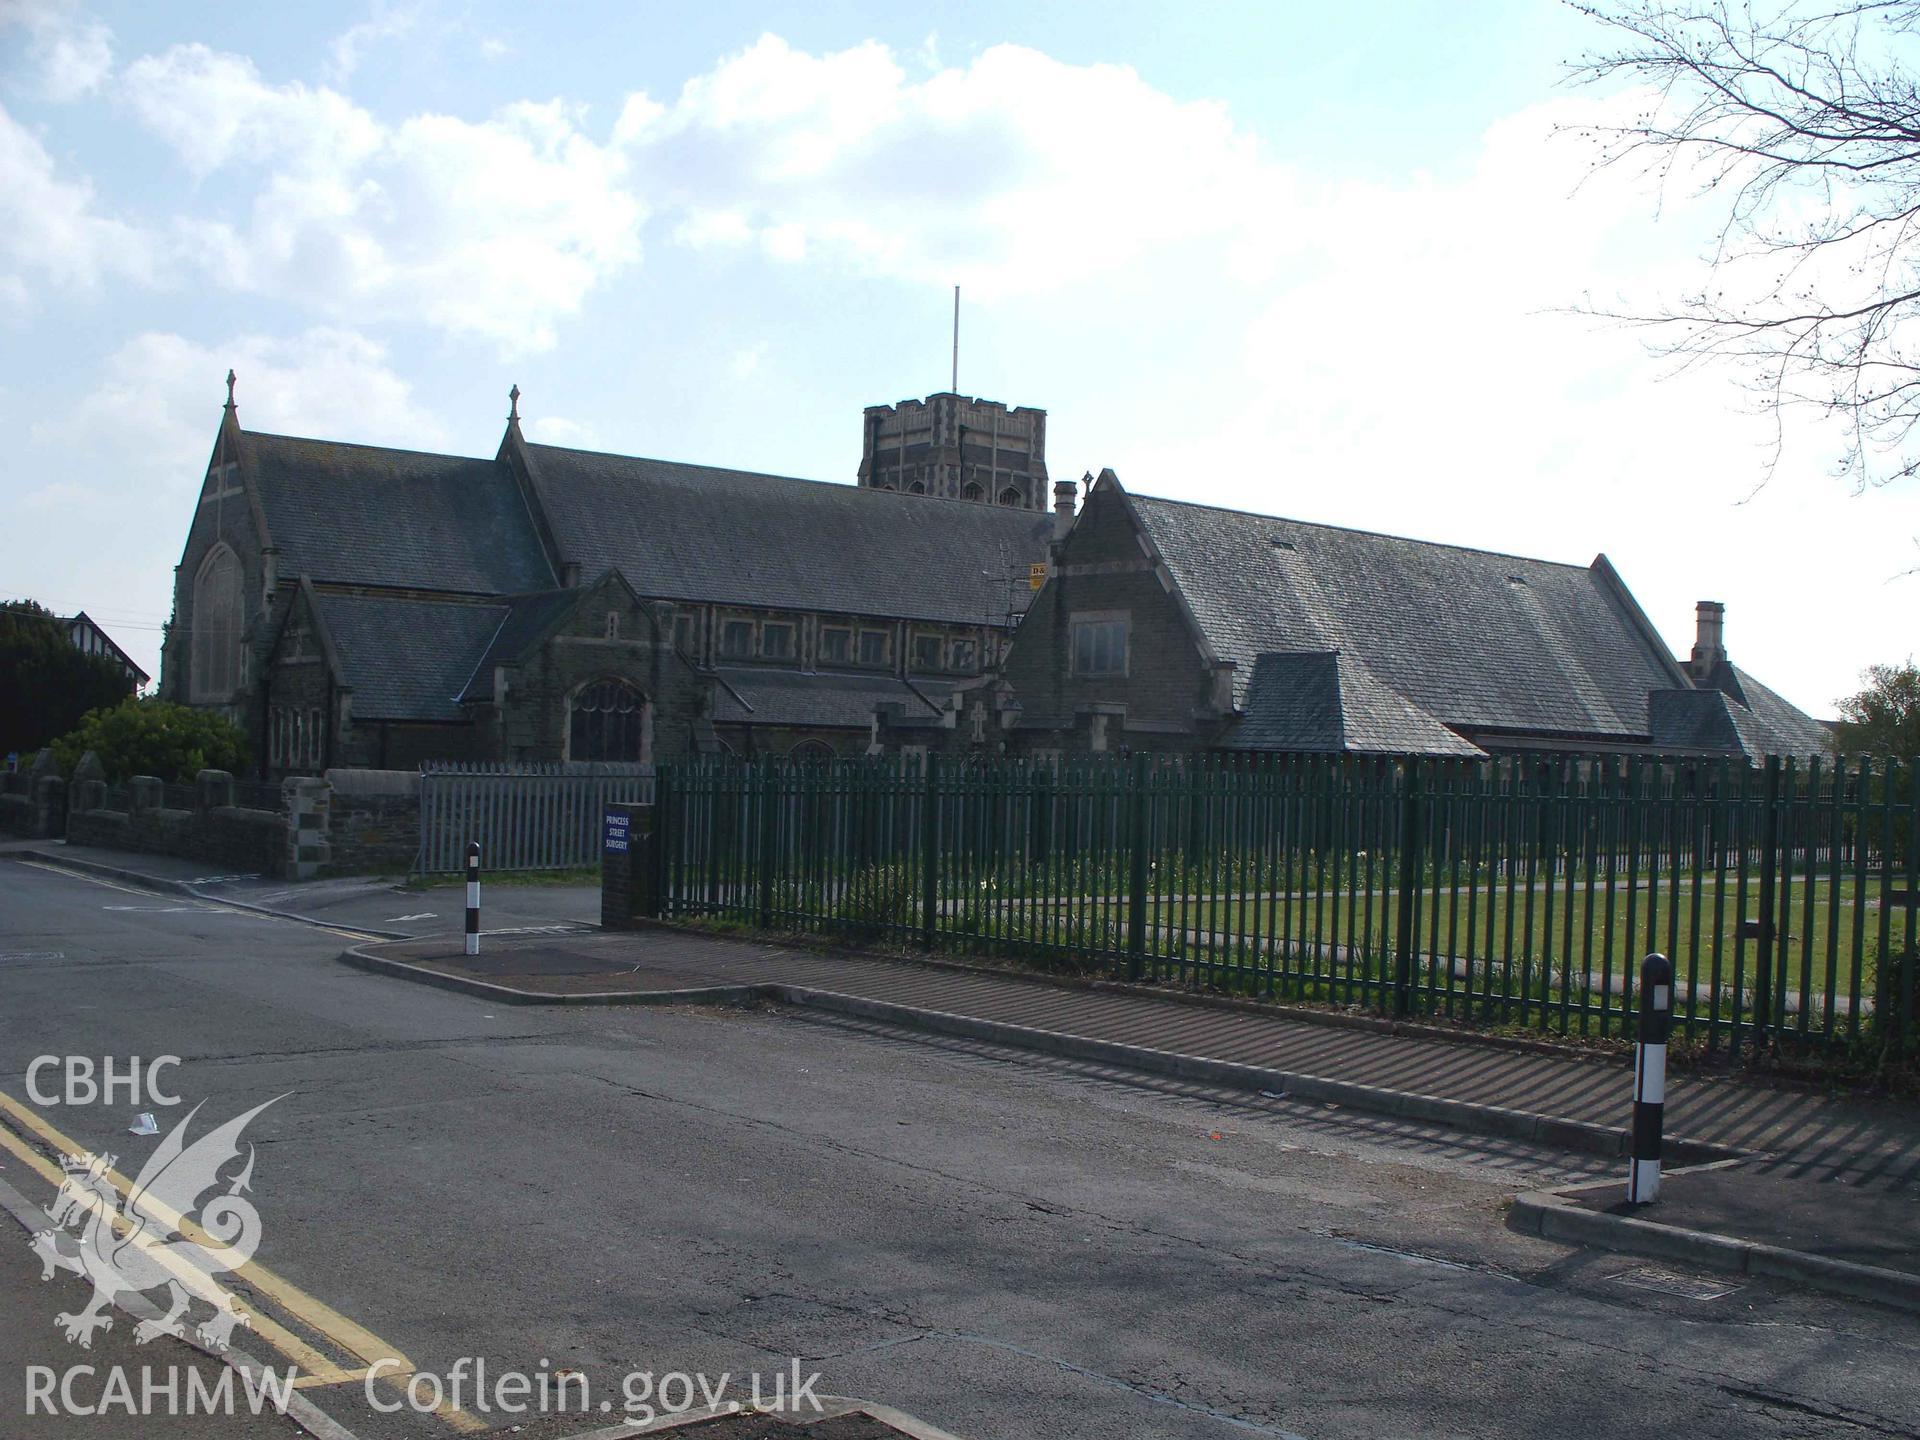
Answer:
(898, 470, 1830, 762)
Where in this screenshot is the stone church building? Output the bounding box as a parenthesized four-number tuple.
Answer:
(162, 378, 1060, 775)
(165, 377, 1828, 777)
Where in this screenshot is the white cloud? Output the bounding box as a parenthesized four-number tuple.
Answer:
(0, 100, 153, 314)
(619, 35, 1297, 297)
(36, 327, 452, 483)
(523, 414, 602, 448)
(2, 0, 113, 101)
(119, 44, 645, 353)
(10, 327, 447, 680)
(21, 476, 98, 511)
(728, 341, 767, 380)
(324, 2, 422, 84)
(1094, 88, 1918, 718)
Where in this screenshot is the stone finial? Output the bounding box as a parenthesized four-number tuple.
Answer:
(225, 369, 237, 411)
(72, 750, 107, 783)
(508, 384, 521, 423)
(29, 748, 59, 777)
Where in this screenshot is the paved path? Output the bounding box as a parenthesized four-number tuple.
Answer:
(380, 924, 1920, 1188)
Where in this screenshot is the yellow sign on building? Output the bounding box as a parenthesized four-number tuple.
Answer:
(1028, 562, 1048, 591)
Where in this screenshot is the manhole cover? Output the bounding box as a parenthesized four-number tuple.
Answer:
(1613, 1265, 1740, 1301)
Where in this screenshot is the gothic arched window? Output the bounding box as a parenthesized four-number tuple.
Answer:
(788, 739, 835, 763)
(997, 486, 1023, 507)
(961, 482, 984, 502)
(192, 545, 244, 701)
(569, 678, 647, 762)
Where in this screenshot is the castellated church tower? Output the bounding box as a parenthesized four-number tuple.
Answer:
(857, 393, 1049, 509)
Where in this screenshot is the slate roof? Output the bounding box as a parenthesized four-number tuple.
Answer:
(1128, 492, 1687, 742)
(1648, 689, 1761, 756)
(310, 593, 508, 721)
(1687, 661, 1833, 758)
(1227, 652, 1486, 757)
(242, 432, 554, 595)
(710, 667, 944, 729)
(454, 589, 579, 703)
(521, 444, 1051, 625)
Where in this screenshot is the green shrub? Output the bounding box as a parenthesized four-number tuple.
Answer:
(51, 699, 249, 783)
(945, 880, 1120, 975)
(1865, 933, 1919, 1051)
(834, 862, 917, 939)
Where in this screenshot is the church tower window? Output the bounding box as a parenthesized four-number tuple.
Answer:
(997, 486, 1022, 506)
(191, 545, 244, 701)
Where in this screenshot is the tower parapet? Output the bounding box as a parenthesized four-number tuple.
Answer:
(858, 393, 1048, 510)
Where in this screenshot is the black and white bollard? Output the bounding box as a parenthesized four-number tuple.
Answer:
(465, 842, 481, 957)
(1628, 951, 1673, 1205)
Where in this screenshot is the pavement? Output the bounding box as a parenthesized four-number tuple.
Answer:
(361, 923, 1920, 1182)
(1566, 1164, 1918, 1272)
(356, 917, 1920, 1316)
(6, 847, 1920, 1439)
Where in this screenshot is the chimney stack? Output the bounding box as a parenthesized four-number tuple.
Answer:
(1689, 600, 1726, 679)
(1052, 477, 1078, 542)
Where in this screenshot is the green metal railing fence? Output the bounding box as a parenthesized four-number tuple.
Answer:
(653, 752, 1918, 1053)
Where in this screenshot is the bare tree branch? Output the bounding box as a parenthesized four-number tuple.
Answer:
(1566, 1, 1920, 492)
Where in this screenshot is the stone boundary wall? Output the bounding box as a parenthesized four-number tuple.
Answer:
(0, 752, 67, 840)
(7, 757, 433, 882)
(323, 768, 419, 876)
(65, 765, 295, 877)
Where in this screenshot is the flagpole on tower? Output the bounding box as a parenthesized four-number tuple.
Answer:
(952, 284, 960, 394)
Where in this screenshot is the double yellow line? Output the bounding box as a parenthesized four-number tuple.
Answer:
(0, 1091, 483, 1432)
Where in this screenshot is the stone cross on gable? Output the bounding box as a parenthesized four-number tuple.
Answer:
(509, 384, 521, 422)
(224, 369, 236, 411)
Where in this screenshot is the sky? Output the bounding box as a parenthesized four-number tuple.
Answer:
(1, 0, 1914, 717)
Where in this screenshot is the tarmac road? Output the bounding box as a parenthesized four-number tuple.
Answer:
(1, 856, 1915, 1440)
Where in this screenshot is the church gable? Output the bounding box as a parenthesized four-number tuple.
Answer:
(1002, 473, 1220, 737)
(165, 392, 274, 707)
(469, 572, 712, 764)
